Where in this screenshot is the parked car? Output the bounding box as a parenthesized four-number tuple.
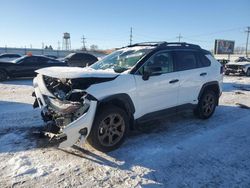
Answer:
(0, 53, 21, 62)
(60, 52, 98, 67)
(0, 55, 66, 81)
(217, 59, 229, 66)
(33, 42, 223, 152)
(44, 55, 58, 59)
(225, 57, 250, 76)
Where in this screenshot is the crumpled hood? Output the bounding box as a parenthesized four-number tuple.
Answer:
(35, 66, 120, 79)
(227, 61, 250, 66)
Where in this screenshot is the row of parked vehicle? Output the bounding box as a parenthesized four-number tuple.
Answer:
(0, 52, 99, 81)
(217, 56, 250, 76)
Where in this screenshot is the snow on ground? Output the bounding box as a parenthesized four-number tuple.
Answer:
(0, 76, 250, 187)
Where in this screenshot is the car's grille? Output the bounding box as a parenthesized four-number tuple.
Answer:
(226, 65, 241, 70)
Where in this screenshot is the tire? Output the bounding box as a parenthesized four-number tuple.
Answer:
(0, 69, 8, 81)
(87, 105, 129, 152)
(194, 90, 217, 119)
(246, 68, 250, 77)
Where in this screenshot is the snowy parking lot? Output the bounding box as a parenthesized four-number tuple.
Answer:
(0, 76, 250, 187)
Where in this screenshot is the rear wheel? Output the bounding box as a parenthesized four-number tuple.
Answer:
(0, 69, 8, 81)
(194, 90, 217, 119)
(87, 105, 129, 152)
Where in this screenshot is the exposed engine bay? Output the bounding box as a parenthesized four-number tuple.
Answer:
(33, 73, 115, 146)
(36, 76, 90, 135)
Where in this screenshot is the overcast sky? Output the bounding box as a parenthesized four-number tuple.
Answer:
(0, 0, 249, 50)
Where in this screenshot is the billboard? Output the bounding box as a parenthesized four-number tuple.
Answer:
(214, 39, 235, 54)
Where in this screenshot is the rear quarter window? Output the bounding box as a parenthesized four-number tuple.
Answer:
(198, 54, 211, 67)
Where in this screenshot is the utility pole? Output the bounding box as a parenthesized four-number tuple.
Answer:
(245, 26, 250, 57)
(57, 41, 61, 50)
(130, 27, 133, 45)
(177, 33, 183, 42)
(81, 35, 86, 50)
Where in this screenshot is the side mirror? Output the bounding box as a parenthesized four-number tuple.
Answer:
(142, 66, 162, 81)
(142, 71, 150, 80)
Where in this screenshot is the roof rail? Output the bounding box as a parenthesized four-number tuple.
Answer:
(163, 42, 201, 49)
(126, 41, 201, 49)
(128, 41, 166, 47)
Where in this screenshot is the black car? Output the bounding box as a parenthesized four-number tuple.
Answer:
(44, 55, 58, 59)
(0, 55, 66, 81)
(0, 53, 21, 62)
(61, 52, 98, 67)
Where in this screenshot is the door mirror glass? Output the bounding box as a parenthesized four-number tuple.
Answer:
(139, 51, 174, 80)
(148, 66, 162, 75)
(142, 66, 162, 80)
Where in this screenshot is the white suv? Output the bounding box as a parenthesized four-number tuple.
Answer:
(33, 42, 223, 152)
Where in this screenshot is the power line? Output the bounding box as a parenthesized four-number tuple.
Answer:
(245, 26, 250, 57)
(186, 26, 245, 38)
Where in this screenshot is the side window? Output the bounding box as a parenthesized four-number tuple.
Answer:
(199, 54, 211, 67)
(48, 59, 60, 64)
(37, 57, 48, 64)
(175, 51, 198, 71)
(71, 54, 81, 60)
(140, 51, 174, 75)
(23, 57, 38, 64)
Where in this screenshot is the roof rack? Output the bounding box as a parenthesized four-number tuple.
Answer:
(128, 41, 167, 47)
(163, 42, 201, 49)
(127, 42, 201, 50)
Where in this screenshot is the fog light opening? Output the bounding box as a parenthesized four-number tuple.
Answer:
(79, 128, 88, 135)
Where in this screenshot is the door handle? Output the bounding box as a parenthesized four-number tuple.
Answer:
(169, 79, 179, 84)
(200, 72, 207, 76)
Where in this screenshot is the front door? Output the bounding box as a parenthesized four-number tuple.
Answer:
(133, 50, 179, 119)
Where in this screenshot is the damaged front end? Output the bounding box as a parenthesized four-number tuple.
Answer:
(33, 74, 97, 148)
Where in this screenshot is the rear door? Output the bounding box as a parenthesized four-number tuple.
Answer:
(174, 50, 210, 105)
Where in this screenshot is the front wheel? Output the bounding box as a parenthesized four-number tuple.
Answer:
(87, 105, 129, 152)
(194, 90, 217, 119)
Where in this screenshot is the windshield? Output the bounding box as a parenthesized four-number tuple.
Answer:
(64, 53, 75, 59)
(91, 46, 154, 73)
(12, 56, 27, 63)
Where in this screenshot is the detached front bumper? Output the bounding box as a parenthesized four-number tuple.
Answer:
(33, 74, 97, 148)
